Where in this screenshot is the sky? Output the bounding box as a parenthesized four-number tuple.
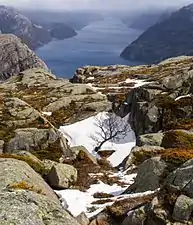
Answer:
(0, 0, 192, 11)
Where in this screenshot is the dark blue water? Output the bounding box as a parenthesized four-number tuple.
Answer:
(36, 17, 142, 78)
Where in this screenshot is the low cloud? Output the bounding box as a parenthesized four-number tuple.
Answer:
(0, 0, 192, 11)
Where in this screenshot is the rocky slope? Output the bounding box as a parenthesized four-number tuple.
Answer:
(0, 5, 77, 50)
(71, 56, 193, 224)
(121, 3, 193, 64)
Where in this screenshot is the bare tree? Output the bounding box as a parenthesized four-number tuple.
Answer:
(91, 112, 130, 152)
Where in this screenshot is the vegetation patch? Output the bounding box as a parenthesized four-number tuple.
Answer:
(162, 130, 193, 149)
(7, 181, 44, 195)
(0, 154, 48, 177)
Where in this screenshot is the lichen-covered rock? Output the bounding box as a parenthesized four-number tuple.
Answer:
(126, 157, 167, 193)
(173, 195, 193, 222)
(137, 133, 164, 147)
(0, 34, 47, 80)
(47, 163, 77, 189)
(76, 212, 90, 225)
(6, 128, 69, 161)
(121, 206, 146, 225)
(166, 159, 193, 198)
(0, 158, 59, 202)
(122, 146, 165, 169)
(0, 190, 80, 225)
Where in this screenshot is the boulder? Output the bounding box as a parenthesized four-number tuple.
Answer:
(0, 34, 47, 80)
(123, 146, 165, 169)
(166, 159, 193, 198)
(6, 128, 69, 161)
(126, 157, 167, 193)
(121, 206, 146, 225)
(172, 195, 193, 222)
(137, 133, 164, 147)
(70, 146, 98, 165)
(0, 158, 59, 202)
(76, 212, 90, 225)
(47, 163, 77, 189)
(0, 190, 80, 225)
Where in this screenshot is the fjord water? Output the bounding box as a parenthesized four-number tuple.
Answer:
(36, 17, 142, 78)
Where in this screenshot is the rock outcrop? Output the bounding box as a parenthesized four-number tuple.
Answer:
(0, 34, 47, 80)
(0, 190, 80, 225)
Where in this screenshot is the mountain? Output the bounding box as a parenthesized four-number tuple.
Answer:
(121, 4, 193, 64)
(45, 23, 77, 40)
(128, 10, 171, 30)
(0, 6, 77, 50)
(22, 9, 104, 31)
(0, 5, 52, 49)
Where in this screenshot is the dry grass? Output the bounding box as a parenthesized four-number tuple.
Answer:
(7, 181, 44, 195)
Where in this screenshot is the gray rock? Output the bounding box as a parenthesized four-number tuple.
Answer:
(126, 157, 167, 193)
(76, 212, 90, 225)
(123, 146, 165, 169)
(0, 158, 59, 202)
(137, 133, 164, 147)
(0, 34, 47, 80)
(47, 163, 77, 189)
(173, 195, 193, 222)
(166, 159, 193, 198)
(6, 128, 70, 161)
(0, 190, 80, 225)
(121, 206, 146, 225)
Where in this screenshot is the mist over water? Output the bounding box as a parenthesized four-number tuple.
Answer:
(36, 17, 142, 78)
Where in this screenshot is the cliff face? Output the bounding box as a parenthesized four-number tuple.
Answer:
(0, 34, 47, 80)
(121, 3, 193, 64)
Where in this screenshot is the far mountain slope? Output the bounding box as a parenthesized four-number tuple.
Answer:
(121, 4, 193, 64)
(0, 5, 77, 50)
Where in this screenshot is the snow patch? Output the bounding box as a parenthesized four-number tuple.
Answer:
(59, 112, 136, 167)
(42, 111, 52, 116)
(125, 78, 150, 88)
(175, 94, 192, 101)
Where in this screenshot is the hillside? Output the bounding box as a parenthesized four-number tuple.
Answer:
(0, 33, 193, 224)
(121, 3, 193, 64)
(0, 5, 77, 50)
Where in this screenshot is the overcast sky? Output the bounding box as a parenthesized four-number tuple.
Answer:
(0, 0, 192, 11)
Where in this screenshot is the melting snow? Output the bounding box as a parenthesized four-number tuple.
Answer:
(175, 94, 192, 101)
(42, 111, 52, 116)
(60, 112, 136, 167)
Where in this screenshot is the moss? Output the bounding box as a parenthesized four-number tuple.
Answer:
(7, 181, 44, 195)
(0, 154, 48, 177)
(162, 130, 193, 149)
(161, 148, 193, 166)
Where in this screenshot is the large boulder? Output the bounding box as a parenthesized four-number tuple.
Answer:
(47, 163, 78, 189)
(0, 158, 59, 202)
(6, 128, 70, 161)
(126, 157, 167, 193)
(0, 190, 80, 225)
(0, 34, 47, 80)
(166, 159, 193, 198)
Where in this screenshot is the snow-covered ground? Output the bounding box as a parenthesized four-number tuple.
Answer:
(56, 173, 137, 218)
(60, 112, 136, 167)
(59, 112, 138, 218)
